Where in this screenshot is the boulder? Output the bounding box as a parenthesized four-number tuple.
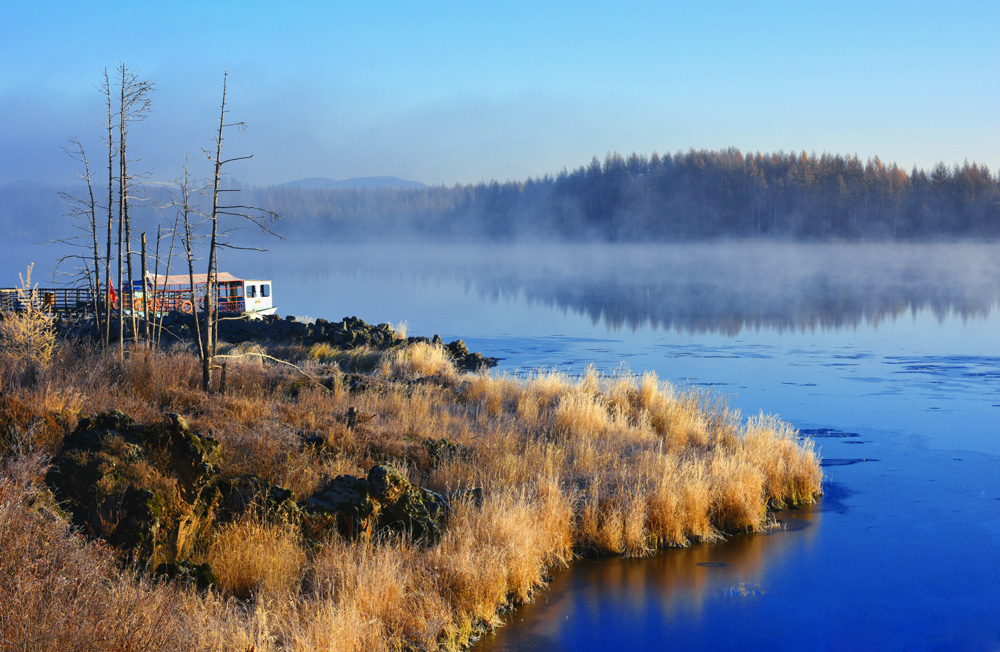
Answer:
(214, 474, 300, 524)
(46, 411, 222, 568)
(154, 560, 218, 591)
(306, 463, 475, 543)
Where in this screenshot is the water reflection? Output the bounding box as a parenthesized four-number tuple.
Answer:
(249, 242, 1000, 336)
(476, 507, 820, 652)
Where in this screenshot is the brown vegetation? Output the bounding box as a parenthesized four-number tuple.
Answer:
(0, 331, 821, 651)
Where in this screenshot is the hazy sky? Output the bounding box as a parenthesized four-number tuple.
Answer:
(3, 0, 998, 187)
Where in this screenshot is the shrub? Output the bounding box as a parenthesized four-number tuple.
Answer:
(0, 264, 56, 367)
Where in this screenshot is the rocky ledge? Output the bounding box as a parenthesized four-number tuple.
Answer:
(54, 313, 499, 371)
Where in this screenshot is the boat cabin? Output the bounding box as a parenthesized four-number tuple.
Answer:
(136, 272, 277, 317)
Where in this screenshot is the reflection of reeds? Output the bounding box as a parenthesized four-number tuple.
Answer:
(0, 341, 821, 651)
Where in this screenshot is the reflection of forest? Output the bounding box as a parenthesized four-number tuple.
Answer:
(412, 243, 1000, 335)
(476, 270, 997, 335)
(268, 242, 1000, 336)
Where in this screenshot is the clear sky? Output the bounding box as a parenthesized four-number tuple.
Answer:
(2, 0, 998, 187)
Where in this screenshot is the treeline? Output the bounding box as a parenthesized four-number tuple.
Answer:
(250, 149, 1000, 241)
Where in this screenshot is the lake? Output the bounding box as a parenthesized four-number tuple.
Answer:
(8, 241, 1000, 650)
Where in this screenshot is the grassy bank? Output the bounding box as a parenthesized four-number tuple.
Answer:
(0, 329, 822, 651)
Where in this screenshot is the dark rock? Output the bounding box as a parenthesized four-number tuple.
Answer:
(154, 560, 217, 591)
(64, 312, 498, 374)
(305, 463, 472, 543)
(423, 437, 461, 466)
(306, 474, 373, 539)
(46, 411, 222, 568)
(448, 486, 484, 508)
(215, 474, 300, 523)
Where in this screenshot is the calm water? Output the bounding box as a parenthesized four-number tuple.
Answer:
(8, 241, 1000, 650)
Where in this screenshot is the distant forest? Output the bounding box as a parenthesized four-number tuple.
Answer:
(4, 149, 1000, 242)
(253, 149, 1000, 241)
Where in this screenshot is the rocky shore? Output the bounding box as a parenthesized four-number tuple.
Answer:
(51, 312, 499, 371)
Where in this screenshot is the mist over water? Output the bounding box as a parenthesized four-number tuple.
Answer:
(220, 241, 1000, 336)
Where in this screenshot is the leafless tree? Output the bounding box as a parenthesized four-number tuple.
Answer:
(100, 68, 117, 344)
(198, 70, 279, 391)
(57, 136, 103, 334)
(116, 64, 154, 347)
(173, 156, 207, 362)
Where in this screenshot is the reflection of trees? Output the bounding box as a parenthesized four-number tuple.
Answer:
(264, 242, 1000, 337)
(432, 244, 1000, 336)
(480, 272, 998, 336)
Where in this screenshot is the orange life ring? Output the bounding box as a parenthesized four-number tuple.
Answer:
(133, 297, 145, 312)
(180, 300, 194, 314)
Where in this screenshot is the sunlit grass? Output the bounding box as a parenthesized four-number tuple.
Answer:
(0, 337, 822, 651)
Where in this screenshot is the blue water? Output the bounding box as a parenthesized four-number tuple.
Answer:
(9, 241, 1000, 651)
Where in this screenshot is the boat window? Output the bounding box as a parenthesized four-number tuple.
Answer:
(261, 283, 270, 297)
(247, 285, 257, 298)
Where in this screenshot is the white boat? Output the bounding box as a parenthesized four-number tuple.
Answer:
(132, 272, 278, 318)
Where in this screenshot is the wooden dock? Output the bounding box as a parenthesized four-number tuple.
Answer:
(0, 287, 95, 313)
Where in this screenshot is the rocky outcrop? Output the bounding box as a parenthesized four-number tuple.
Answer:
(45, 411, 223, 568)
(54, 313, 499, 371)
(306, 463, 481, 543)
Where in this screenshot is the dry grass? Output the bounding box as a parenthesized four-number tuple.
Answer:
(0, 450, 198, 651)
(0, 337, 822, 651)
(380, 341, 459, 382)
(198, 512, 307, 600)
(0, 264, 57, 368)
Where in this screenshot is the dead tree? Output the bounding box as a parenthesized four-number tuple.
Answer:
(57, 136, 103, 335)
(199, 70, 279, 392)
(100, 68, 117, 345)
(176, 158, 208, 372)
(116, 64, 154, 346)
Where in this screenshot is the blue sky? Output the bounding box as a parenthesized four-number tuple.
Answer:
(2, 0, 998, 187)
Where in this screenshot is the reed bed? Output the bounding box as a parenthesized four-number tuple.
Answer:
(0, 336, 821, 651)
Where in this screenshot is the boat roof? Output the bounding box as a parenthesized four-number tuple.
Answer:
(147, 272, 248, 285)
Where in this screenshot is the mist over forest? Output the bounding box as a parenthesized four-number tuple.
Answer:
(3, 148, 1000, 244)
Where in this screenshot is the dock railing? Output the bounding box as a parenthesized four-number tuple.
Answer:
(0, 287, 95, 313)
(0, 287, 245, 315)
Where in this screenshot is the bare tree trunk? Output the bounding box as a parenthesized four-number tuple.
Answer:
(102, 68, 116, 348)
(153, 224, 177, 347)
(198, 70, 280, 390)
(202, 71, 230, 392)
(141, 231, 150, 344)
(177, 159, 207, 378)
(117, 149, 125, 353)
(114, 63, 154, 348)
(119, 64, 137, 343)
(59, 137, 102, 335)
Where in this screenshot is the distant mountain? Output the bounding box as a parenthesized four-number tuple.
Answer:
(277, 176, 427, 191)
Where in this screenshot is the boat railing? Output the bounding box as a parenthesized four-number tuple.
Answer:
(0, 287, 247, 315)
